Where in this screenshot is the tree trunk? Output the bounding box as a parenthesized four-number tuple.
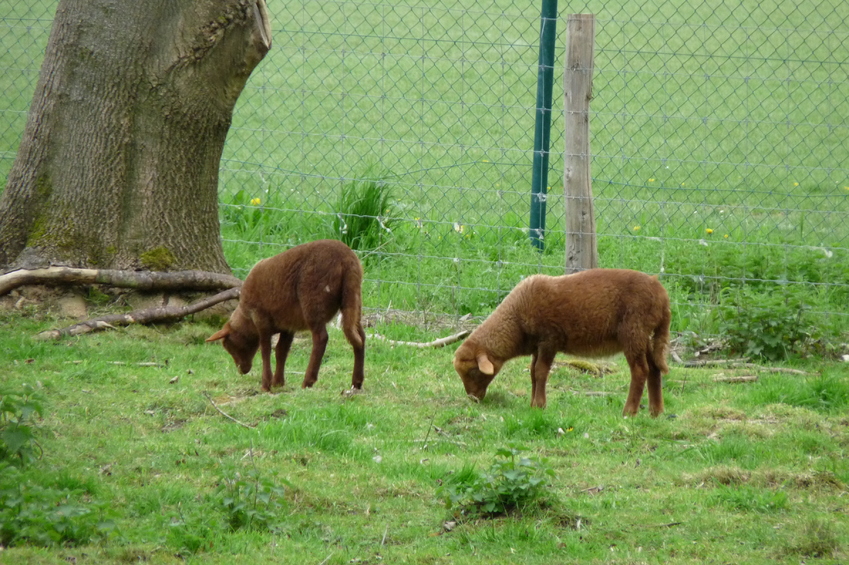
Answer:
(0, 0, 271, 274)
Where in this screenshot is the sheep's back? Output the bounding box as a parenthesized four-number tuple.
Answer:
(239, 240, 361, 332)
(514, 270, 668, 357)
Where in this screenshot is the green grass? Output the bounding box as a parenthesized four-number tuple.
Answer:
(2, 309, 848, 563)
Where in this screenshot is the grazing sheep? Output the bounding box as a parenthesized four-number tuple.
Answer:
(452, 269, 670, 416)
(207, 239, 365, 392)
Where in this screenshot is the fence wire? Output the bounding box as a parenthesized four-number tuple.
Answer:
(2, 0, 848, 343)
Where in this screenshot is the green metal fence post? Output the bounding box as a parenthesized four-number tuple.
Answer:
(529, 0, 558, 250)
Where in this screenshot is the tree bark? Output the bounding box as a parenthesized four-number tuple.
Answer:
(0, 0, 271, 273)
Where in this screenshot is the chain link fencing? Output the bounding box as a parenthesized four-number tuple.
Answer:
(2, 1, 848, 349)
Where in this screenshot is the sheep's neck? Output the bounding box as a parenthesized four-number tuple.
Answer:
(475, 310, 529, 361)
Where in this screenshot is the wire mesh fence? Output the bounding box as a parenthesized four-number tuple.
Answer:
(2, 0, 848, 348)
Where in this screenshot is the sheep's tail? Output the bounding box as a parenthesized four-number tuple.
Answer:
(652, 302, 671, 375)
(339, 262, 365, 349)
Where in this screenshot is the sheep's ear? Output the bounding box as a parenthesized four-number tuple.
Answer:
(206, 326, 231, 342)
(477, 353, 495, 375)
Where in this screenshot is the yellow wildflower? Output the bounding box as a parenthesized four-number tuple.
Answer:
(706, 228, 714, 234)
(250, 198, 261, 206)
(633, 226, 641, 231)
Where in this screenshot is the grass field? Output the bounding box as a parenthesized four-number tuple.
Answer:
(2, 4, 848, 562)
(2, 309, 848, 563)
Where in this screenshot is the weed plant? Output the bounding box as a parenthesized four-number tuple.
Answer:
(0, 465, 114, 548)
(214, 465, 289, 534)
(0, 383, 43, 466)
(437, 445, 555, 519)
(332, 172, 394, 254)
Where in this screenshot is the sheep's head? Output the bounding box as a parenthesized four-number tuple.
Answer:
(206, 310, 259, 375)
(453, 341, 500, 401)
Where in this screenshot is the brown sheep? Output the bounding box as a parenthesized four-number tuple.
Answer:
(452, 269, 670, 416)
(207, 239, 366, 392)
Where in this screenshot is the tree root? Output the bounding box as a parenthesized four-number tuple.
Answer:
(0, 266, 242, 296)
(36, 287, 241, 340)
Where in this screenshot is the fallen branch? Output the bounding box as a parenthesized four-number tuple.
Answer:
(736, 364, 810, 375)
(36, 287, 241, 340)
(65, 360, 167, 367)
(0, 266, 242, 297)
(202, 392, 256, 430)
(713, 375, 758, 384)
(367, 329, 469, 348)
(683, 358, 749, 367)
(684, 359, 809, 375)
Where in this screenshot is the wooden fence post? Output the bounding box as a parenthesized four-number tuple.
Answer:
(563, 13, 598, 274)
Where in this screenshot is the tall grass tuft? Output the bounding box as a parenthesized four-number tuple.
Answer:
(783, 518, 841, 559)
(746, 374, 849, 414)
(333, 171, 393, 253)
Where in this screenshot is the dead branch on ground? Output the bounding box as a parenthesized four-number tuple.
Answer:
(712, 374, 759, 383)
(683, 358, 750, 367)
(36, 287, 241, 340)
(684, 358, 810, 375)
(368, 330, 469, 348)
(202, 392, 256, 430)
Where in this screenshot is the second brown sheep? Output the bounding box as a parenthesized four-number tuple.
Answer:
(453, 269, 671, 416)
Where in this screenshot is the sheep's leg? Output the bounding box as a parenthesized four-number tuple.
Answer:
(258, 332, 275, 392)
(529, 355, 538, 401)
(302, 326, 329, 388)
(623, 351, 649, 417)
(530, 348, 556, 408)
(272, 331, 294, 388)
(646, 356, 664, 417)
(342, 322, 366, 390)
